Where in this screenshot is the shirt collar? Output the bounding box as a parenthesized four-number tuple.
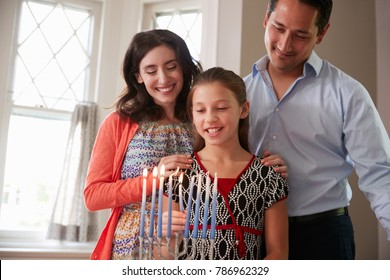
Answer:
(305, 51, 323, 77)
(251, 51, 323, 77)
(251, 56, 268, 77)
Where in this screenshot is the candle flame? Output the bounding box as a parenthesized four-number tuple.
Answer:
(159, 164, 165, 177)
(173, 166, 180, 176)
(143, 168, 148, 177)
(153, 166, 158, 177)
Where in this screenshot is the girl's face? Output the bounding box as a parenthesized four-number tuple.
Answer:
(191, 81, 249, 148)
(136, 45, 183, 110)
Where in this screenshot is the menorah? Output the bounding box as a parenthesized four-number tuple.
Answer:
(133, 166, 218, 260)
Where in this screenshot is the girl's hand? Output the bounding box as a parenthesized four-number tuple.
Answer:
(261, 150, 288, 179)
(157, 154, 193, 179)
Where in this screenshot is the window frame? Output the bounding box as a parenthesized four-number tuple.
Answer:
(0, 0, 102, 248)
(141, 0, 201, 30)
(141, 0, 218, 69)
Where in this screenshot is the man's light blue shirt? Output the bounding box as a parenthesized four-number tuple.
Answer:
(244, 51, 390, 239)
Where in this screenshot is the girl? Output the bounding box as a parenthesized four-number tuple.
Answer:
(162, 67, 289, 260)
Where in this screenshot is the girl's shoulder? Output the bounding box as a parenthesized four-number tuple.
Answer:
(249, 155, 273, 173)
(250, 155, 264, 166)
(253, 155, 262, 161)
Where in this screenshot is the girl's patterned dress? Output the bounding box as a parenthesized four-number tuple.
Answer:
(168, 152, 288, 260)
(110, 121, 193, 259)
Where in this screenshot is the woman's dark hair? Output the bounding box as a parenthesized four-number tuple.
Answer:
(116, 29, 202, 122)
(267, 0, 333, 35)
(186, 67, 250, 152)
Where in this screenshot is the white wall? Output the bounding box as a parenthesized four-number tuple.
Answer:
(94, 0, 141, 125)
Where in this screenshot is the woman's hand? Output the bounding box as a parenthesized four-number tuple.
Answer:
(162, 210, 186, 237)
(157, 154, 193, 179)
(261, 150, 288, 179)
(155, 209, 186, 259)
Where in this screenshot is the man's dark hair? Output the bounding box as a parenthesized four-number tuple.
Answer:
(267, 0, 333, 34)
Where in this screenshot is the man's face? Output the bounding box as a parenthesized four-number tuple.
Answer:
(264, 0, 328, 76)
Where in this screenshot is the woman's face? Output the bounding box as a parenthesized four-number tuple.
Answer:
(136, 45, 183, 111)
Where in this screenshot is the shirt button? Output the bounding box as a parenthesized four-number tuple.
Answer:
(272, 135, 277, 140)
(275, 107, 279, 112)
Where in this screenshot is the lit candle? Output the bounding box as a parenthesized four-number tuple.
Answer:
(178, 173, 184, 212)
(192, 173, 202, 239)
(157, 165, 165, 238)
(201, 174, 210, 239)
(184, 175, 195, 239)
(148, 167, 158, 238)
(167, 174, 173, 238)
(210, 172, 218, 240)
(139, 168, 148, 237)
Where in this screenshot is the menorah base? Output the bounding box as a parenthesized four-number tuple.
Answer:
(132, 233, 215, 260)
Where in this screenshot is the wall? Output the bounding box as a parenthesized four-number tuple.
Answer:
(376, 0, 390, 260)
(316, 0, 378, 260)
(94, 0, 141, 125)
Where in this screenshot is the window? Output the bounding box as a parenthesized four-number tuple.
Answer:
(0, 0, 101, 240)
(154, 10, 202, 61)
(142, 0, 203, 61)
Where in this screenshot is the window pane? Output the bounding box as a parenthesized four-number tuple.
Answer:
(14, 1, 93, 111)
(155, 10, 202, 61)
(0, 114, 70, 231)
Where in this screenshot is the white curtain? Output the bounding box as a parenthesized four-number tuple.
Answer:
(47, 102, 99, 242)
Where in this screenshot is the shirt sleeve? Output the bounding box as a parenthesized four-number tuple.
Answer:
(342, 81, 390, 240)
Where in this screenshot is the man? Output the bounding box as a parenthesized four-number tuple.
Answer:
(244, 0, 390, 259)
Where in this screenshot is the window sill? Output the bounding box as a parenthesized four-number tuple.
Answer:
(0, 240, 94, 260)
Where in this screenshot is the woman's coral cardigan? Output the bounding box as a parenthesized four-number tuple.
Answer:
(84, 112, 156, 260)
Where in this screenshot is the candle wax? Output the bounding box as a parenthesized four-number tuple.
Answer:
(157, 165, 165, 238)
(210, 173, 218, 240)
(167, 174, 173, 238)
(192, 173, 202, 239)
(179, 173, 184, 212)
(139, 168, 148, 237)
(149, 167, 158, 238)
(184, 175, 195, 239)
(201, 174, 210, 239)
